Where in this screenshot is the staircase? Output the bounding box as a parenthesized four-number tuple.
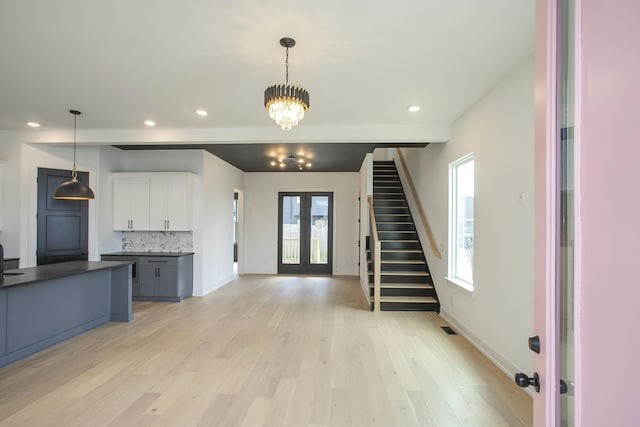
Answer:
(368, 161, 440, 311)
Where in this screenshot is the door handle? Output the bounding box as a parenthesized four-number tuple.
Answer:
(514, 372, 540, 393)
(560, 379, 568, 395)
(528, 335, 541, 353)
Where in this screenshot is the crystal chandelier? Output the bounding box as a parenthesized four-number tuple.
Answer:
(264, 37, 309, 130)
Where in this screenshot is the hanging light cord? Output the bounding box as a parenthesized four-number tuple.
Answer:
(285, 46, 289, 86)
(72, 113, 78, 179)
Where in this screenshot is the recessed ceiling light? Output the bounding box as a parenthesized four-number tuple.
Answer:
(27, 122, 41, 128)
(195, 109, 208, 117)
(144, 120, 156, 127)
(408, 105, 421, 113)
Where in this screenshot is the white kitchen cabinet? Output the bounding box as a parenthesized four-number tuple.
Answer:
(113, 173, 194, 231)
(149, 174, 193, 231)
(113, 176, 150, 230)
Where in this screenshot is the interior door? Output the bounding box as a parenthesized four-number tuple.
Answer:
(278, 192, 333, 275)
(531, 1, 575, 425)
(37, 167, 89, 265)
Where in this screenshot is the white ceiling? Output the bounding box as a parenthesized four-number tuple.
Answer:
(0, 0, 534, 142)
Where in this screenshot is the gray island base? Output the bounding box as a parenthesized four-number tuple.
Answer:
(0, 261, 133, 368)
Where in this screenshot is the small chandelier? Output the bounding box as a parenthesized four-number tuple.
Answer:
(264, 37, 309, 131)
(53, 110, 95, 200)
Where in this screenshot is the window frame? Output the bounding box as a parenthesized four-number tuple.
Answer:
(447, 153, 475, 292)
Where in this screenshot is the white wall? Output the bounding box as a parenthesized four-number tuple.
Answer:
(400, 56, 535, 376)
(244, 172, 360, 275)
(110, 149, 245, 296)
(0, 140, 23, 260)
(97, 146, 125, 254)
(20, 144, 102, 266)
(198, 151, 244, 295)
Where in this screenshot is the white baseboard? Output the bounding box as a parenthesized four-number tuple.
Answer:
(196, 274, 236, 297)
(439, 308, 530, 395)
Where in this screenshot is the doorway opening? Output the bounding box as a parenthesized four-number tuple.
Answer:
(233, 191, 239, 275)
(277, 192, 333, 275)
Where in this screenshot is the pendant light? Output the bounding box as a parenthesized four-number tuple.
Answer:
(264, 37, 309, 130)
(53, 110, 95, 200)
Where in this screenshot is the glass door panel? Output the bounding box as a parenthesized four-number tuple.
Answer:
(278, 192, 332, 274)
(310, 196, 329, 265)
(558, 0, 575, 425)
(281, 195, 301, 265)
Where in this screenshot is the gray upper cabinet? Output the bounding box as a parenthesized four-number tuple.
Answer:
(112, 173, 194, 231)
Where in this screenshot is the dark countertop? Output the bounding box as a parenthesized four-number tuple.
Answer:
(101, 252, 194, 257)
(0, 260, 133, 289)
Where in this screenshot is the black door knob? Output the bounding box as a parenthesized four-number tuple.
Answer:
(514, 372, 540, 393)
(528, 335, 541, 353)
(560, 379, 568, 395)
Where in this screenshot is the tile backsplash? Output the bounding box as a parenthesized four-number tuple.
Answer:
(122, 231, 193, 253)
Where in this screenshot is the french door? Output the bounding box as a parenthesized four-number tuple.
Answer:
(277, 192, 333, 275)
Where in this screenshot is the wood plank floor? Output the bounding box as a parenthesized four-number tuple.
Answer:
(0, 275, 532, 426)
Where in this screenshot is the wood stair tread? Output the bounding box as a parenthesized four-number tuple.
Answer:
(379, 271, 430, 276)
(379, 260, 426, 264)
(380, 296, 438, 303)
(370, 283, 434, 289)
(366, 249, 422, 253)
(368, 271, 430, 276)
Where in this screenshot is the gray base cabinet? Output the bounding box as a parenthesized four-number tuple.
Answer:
(138, 255, 192, 302)
(4, 259, 19, 270)
(100, 253, 193, 302)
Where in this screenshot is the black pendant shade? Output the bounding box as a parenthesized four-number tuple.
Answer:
(53, 177, 95, 200)
(53, 110, 95, 200)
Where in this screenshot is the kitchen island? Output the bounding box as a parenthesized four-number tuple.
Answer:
(0, 261, 133, 368)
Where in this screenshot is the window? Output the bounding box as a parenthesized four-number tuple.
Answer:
(448, 154, 474, 290)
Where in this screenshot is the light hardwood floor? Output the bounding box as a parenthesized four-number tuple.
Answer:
(0, 275, 532, 426)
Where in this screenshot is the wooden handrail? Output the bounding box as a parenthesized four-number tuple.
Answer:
(395, 148, 442, 260)
(368, 195, 381, 311)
